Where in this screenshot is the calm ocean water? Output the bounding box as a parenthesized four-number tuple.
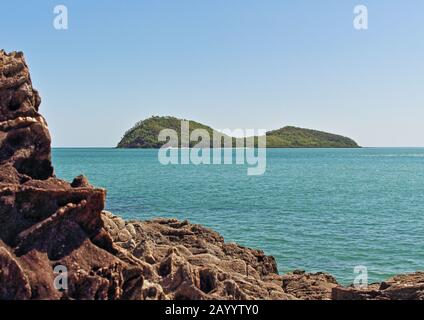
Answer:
(52, 148, 424, 284)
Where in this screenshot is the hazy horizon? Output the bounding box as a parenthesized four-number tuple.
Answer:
(1, 0, 423, 147)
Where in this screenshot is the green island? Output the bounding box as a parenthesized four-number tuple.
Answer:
(117, 116, 360, 148)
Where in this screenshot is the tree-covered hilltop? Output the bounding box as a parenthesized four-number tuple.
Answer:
(265, 126, 359, 148)
(116, 116, 236, 148)
(117, 116, 360, 148)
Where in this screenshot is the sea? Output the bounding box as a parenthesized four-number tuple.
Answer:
(52, 148, 424, 285)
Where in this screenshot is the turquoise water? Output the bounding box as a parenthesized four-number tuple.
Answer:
(52, 148, 424, 284)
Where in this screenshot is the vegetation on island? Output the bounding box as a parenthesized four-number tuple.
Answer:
(117, 116, 360, 148)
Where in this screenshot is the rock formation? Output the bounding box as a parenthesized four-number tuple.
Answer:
(0, 50, 144, 299)
(0, 50, 422, 300)
(103, 213, 296, 299)
(332, 272, 424, 300)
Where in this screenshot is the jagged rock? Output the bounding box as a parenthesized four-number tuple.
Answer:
(332, 272, 424, 300)
(102, 215, 295, 300)
(0, 241, 31, 300)
(71, 175, 92, 188)
(281, 270, 339, 300)
(0, 50, 143, 300)
(0, 51, 53, 180)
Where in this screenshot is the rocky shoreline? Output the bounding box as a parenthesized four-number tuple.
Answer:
(1, 50, 423, 300)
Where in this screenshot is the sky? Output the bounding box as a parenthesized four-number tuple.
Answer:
(1, 0, 423, 147)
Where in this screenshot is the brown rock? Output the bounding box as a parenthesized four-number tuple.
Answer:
(103, 216, 296, 300)
(0, 241, 31, 300)
(281, 270, 339, 300)
(71, 175, 93, 188)
(0, 50, 53, 180)
(0, 50, 142, 300)
(332, 272, 424, 300)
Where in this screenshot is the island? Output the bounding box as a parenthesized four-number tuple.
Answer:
(117, 116, 360, 148)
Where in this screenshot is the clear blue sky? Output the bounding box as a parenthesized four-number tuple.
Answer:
(1, 0, 423, 147)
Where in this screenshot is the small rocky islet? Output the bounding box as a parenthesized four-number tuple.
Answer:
(0, 50, 423, 300)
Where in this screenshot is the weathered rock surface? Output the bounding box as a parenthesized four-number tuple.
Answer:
(1, 50, 423, 300)
(332, 272, 424, 300)
(281, 270, 338, 300)
(102, 213, 294, 299)
(0, 50, 143, 300)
